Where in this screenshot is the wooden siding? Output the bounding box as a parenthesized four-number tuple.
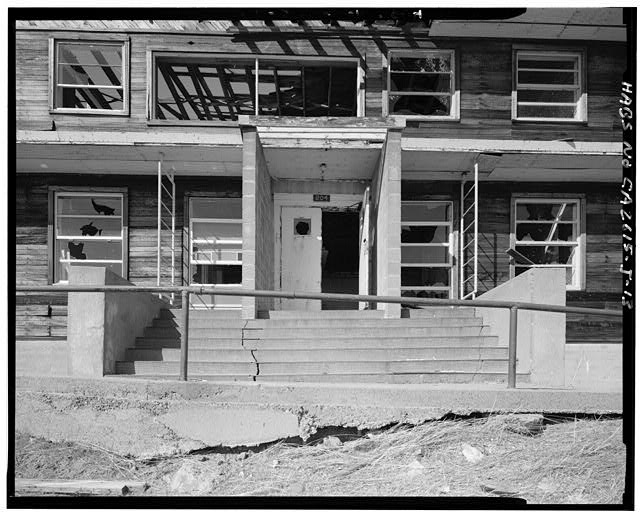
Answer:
(15, 30, 625, 141)
(15, 174, 241, 338)
(403, 180, 623, 345)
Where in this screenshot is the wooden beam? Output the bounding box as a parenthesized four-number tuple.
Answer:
(89, 49, 122, 87)
(194, 72, 226, 120)
(272, 68, 282, 116)
(244, 65, 256, 114)
(215, 65, 237, 119)
(301, 66, 306, 117)
(187, 64, 213, 120)
(327, 66, 333, 116)
(158, 63, 189, 120)
(164, 65, 206, 120)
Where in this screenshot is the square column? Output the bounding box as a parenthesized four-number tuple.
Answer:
(241, 128, 274, 319)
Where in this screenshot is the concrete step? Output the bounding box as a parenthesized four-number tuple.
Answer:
(260, 310, 385, 319)
(250, 326, 491, 338)
(158, 309, 241, 320)
(116, 359, 509, 377)
(143, 327, 244, 339)
(135, 335, 500, 350)
(124, 346, 508, 363)
(152, 316, 485, 330)
(256, 359, 509, 375)
(115, 361, 256, 376)
(254, 372, 530, 384)
(124, 348, 256, 362)
(403, 307, 477, 318)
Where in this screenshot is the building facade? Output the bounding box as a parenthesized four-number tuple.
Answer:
(14, 9, 626, 380)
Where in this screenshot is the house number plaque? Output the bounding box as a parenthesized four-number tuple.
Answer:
(313, 194, 330, 202)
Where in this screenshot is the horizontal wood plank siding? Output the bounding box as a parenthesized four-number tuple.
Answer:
(15, 174, 242, 338)
(403, 180, 623, 345)
(16, 29, 625, 141)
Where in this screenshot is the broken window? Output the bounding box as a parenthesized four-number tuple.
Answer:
(512, 198, 583, 289)
(514, 51, 586, 122)
(386, 50, 458, 119)
(400, 201, 453, 299)
(52, 192, 126, 283)
(189, 198, 243, 309)
(52, 40, 128, 113)
(153, 54, 358, 121)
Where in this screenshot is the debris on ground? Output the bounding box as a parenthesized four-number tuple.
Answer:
(14, 415, 625, 503)
(461, 442, 484, 464)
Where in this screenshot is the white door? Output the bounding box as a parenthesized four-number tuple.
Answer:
(280, 206, 322, 310)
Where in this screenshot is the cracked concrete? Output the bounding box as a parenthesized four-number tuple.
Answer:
(14, 376, 623, 459)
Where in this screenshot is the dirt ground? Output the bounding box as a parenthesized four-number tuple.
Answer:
(13, 414, 626, 504)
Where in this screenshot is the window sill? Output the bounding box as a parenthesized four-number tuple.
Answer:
(512, 117, 588, 126)
(389, 115, 460, 123)
(50, 109, 130, 117)
(147, 119, 240, 127)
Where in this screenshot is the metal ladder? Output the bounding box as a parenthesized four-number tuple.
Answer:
(156, 157, 176, 305)
(459, 162, 478, 300)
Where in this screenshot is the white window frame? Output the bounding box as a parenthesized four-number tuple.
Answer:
(188, 198, 243, 310)
(400, 201, 455, 299)
(512, 49, 587, 123)
(148, 51, 365, 123)
(51, 190, 127, 284)
(510, 196, 586, 291)
(49, 38, 130, 115)
(383, 49, 459, 121)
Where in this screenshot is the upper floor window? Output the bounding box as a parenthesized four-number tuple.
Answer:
(151, 53, 361, 121)
(51, 39, 129, 114)
(513, 50, 586, 122)
(511, 197, 585, 290)
(384, 50, 459, 120)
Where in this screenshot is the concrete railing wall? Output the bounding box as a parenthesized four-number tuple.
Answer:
(241, 128, 275, 318)
(67, 267, 167, 377)
(476, 267, 566, 387)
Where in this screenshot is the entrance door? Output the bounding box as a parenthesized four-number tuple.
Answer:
(280, 206, 322, 310)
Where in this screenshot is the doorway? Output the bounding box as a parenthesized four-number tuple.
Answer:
(321, 210, 360, 309)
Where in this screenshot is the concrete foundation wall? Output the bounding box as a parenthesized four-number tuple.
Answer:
(242, 128, 274, 318)
(68, 266, 166, 377)
(477, 267, 566, 387)
(16, 340, 69, 376)
(565, 344, 622, 391)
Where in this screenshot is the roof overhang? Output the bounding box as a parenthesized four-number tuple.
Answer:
(402, 138, 623, 182)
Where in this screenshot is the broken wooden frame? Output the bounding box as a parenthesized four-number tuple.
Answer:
(149, 52, 363, 121)
(16, 284, 623, 387)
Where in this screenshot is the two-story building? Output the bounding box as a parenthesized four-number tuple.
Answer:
(14, 9, 626, 384)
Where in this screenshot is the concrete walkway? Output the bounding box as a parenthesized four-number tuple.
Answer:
(15, 376, 623, 459)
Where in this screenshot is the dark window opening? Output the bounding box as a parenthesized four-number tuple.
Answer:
(154, 55, 358, 121)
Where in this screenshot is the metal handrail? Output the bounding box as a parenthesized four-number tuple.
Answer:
(16, 285, 623, 387)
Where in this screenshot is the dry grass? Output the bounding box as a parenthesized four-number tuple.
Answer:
(15, 415, 626, 503)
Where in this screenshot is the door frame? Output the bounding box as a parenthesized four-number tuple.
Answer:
(273, 193, 363, 308)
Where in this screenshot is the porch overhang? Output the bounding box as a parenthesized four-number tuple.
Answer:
(16, 129, 244, 176)
(239, 116, 405, 181)
(402, 138, 623, 182)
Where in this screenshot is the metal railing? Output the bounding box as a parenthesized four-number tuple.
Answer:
(15, 285, 623, 388)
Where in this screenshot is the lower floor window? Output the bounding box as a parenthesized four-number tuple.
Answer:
(511, 197, 584, 290)
(400, 201, 454, 299)
(53, 191, 125, 283)
(189, 197, 243, 309)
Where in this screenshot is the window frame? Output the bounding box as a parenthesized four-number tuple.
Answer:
(49, 37, 130, 116)
(512, 48, 587, 123)
(186, 196, 243, 310)
(383, 49, 460, 121)
(509, 195, 586, 291)
(48, 187, 129, 285)
(147, 50, 365, 124)
(400, 200, 455, 299)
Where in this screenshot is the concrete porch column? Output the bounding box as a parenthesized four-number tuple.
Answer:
(241, 127, 274, 319)
(375, 129, 403, 318)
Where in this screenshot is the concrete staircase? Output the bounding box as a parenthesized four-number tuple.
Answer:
(115, 308, 527, 384)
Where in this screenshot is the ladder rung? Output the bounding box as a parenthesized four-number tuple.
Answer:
(463, 276, 475, 284)
(462, 205, 476, 217)
(161, 203, 173, 217)
(160, 220, 172, 230)
(463, 258, 475, 267)
(161, 183, 173, 197)
(463, 240, 475, 251)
